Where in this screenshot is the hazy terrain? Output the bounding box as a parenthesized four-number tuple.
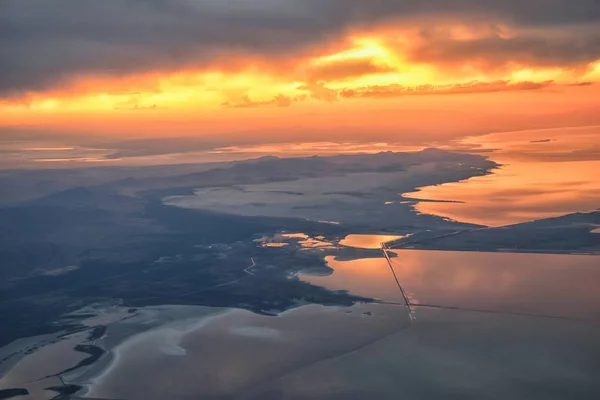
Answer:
(3, 0, 600, 398)
(0, 150, 494, 349)
(0, 149, 598, 399)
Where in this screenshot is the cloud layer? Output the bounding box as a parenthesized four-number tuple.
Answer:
(2, 0, 600, 97)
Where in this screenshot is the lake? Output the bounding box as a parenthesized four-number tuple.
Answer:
(404, 126, 600, 226)
(78, 248, 600, 399)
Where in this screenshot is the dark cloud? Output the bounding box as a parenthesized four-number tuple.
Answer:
(337, 0, 600, 27)
(567, 81, 596, 86)
(409, 32, 600, 70)
(530, 139, 554, 143)
(0, 0, 330, 96)
(1, 0, 600, 96)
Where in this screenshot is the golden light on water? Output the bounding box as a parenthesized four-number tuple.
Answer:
(406, 126, 600, 227)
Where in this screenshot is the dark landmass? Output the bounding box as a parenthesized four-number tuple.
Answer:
(114, 148, 493, 197)
(157, 150, 495, 230)
(0, 209, 361, 348)
(87, 326, 107, 342)
(390, 211, 600, 254)
(0, 149, 597, 400)
(45, 384, 83, 400)
(0, 160, 242, 206)
(400, 196, 464, 204)
(0, 149, 546, 352)
(0, 167, 387, 347)
(0, 389, 29, 399)
(55, 344, 104, 376)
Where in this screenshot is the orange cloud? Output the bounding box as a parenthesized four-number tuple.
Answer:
(306, 58, 395, 81)
(297, 81, 339, 102)
(1, 20, 599, 118)
(222, 94, 295, 109)
(339, 80, 558, 99)
(406, 29, 600, 72)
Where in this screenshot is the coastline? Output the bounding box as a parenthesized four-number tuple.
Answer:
(72, 305, 231, 396)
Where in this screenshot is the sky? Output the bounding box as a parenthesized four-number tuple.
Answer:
(1, 0, 600, 166)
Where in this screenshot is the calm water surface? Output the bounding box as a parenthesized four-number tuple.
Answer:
(405, 126, 600, 226)
(84, 303, 410, 400)
(303, 250, 600, 320)
(339, 234, 406, 249)
(292, 249, 600, 399)
(79, 248, 600, 399)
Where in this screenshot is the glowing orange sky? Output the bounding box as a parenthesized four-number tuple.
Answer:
(2, 25, 600, 137)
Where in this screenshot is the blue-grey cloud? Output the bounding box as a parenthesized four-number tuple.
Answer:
(1, 0, 599, 96)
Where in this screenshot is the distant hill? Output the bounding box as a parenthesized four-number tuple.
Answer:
(391, 211, 600, 254)
(105, 149, 497, 198)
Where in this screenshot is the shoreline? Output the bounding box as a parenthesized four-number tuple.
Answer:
(77, 302, 411, 399)
(72, 306, 232, 397)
